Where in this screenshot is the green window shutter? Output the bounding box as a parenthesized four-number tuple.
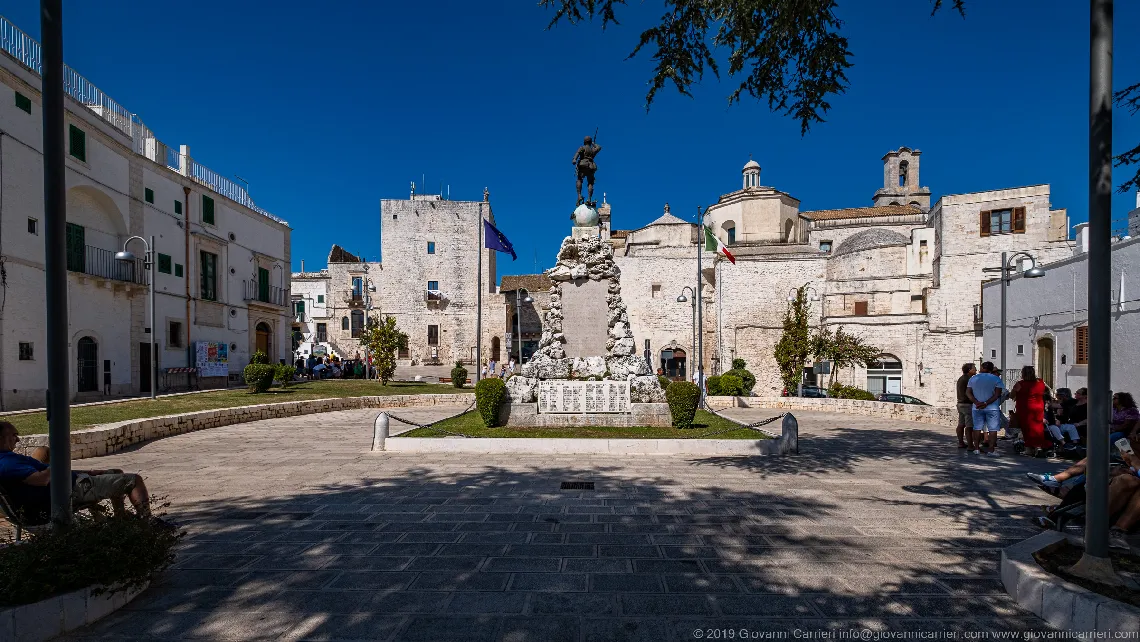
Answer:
(15, 91, 31, 114)
(200, 251, 217, 301)
(68, 125, 86, 162)
(65, 223, 85, 272)
(202, 195, 215, 225)
(174, 200, 182, 215)
(258, 267, 270, 302)
(317, 294, 324, 303)
(174, 263, 183, 278)
(157, 253, 172, 274)
(145, 188, 154, 204)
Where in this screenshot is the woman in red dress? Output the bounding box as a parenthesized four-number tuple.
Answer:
(1013, 365, 1049, 452)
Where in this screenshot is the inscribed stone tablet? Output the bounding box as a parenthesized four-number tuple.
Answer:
(559, 278, 609, 359)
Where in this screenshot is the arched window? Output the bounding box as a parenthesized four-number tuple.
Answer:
(721, 220, 736, 245)
(341, 316, 349, 331)
(866, 354, 903, 396)
(660, 348, 687, 380)
(898, 160, 909, 188)
(255, 322, 272, 358)
(350, 310, 364, 338)
(77, 336, 98, 392)
(909, 201, 920, 207)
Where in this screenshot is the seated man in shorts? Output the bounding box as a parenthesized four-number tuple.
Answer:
(0, 421, 152, 524)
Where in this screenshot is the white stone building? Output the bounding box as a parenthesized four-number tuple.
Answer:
(981, 222, 1140, 396)
(0, 18, 292, 410)
(289, 246, 381, 364)
(611, 149, 1073, 406)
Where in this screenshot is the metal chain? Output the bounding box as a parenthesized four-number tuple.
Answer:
(384, 399, 477, 438)
(695, 399, 785, 439)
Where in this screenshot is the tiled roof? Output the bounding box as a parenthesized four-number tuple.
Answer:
(327, 245, 362, 263)
(610, 230, 630, 239)
(501, 274, 551, 293)
(646, 212, 690, 226)
(800, 204, 923, 221)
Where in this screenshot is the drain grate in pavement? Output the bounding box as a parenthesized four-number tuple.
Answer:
(560, 481, 595, 490)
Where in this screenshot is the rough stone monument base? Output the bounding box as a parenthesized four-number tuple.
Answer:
(500, 402, 672, 428)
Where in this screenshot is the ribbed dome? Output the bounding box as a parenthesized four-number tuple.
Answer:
(833, 228, 909, 257)
(742, 159, 761, 172)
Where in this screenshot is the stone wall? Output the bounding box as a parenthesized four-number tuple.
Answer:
(14, 394, 475, 460)
(707, 395, 957, 425)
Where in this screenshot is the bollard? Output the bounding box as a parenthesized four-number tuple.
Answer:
(780, 413, 799, 455)
(372, 412, 390, 451)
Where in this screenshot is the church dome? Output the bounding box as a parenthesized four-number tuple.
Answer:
(833, 228, 909, 257)
(742, 159, 761, 172)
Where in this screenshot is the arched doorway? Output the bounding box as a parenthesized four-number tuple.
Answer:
(866, 354, 903, 396)
(77, 336, 98, 392)
(256, 322, 272, 358)
(491, 336, 501, 362)
(1037, 337, 1055, 389)
(660, 348, 687, 380)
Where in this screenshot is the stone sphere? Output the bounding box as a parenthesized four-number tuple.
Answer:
(573, 204, 599, 227)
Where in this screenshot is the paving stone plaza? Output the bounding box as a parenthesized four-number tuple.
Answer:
(47, 406, 1071, 641)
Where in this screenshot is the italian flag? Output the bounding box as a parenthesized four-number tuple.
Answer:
(704, 225, 736, 264)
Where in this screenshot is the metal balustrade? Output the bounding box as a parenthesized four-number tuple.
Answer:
(67, 245, 147, 285)
(244, 279, 288, 306)
(0, 15, 287, 226)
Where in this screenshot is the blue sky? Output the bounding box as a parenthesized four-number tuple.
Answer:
(6, 1, 1139, 278)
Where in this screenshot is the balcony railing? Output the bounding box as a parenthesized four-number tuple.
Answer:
(425, 290, 446, 305)
(0, 15, 287, 227)
(67, 245, 147, 285)
(244, 280, 288, 306)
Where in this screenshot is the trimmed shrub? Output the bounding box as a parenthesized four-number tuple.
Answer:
(732, 358, 746, 370)
(475, 377, 508, 427)
(274, 363, 295, 388)
(0, 514, 181, 607)
(657, 375, 671, 390)
(724, 368, 756, 395)
(705, 375, 723, 396)
(451, 362, 468, 388)
(719, 374, 744, 396)
(243, 363, 275, 393)
(665, 381, 700, 429)
(828, 382, 876, 400)
(249, 350, 269, 365)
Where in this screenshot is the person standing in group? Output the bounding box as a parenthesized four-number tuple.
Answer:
(1012, 365, 1049, 455)
(966, 361, 1005, 456)
(508, 358, 516, 374)
(481, 362, 488, 379)
(956, 363, 977, 449)
(489, 358, 497, 378)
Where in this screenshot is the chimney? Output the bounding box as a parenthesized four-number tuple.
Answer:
(301, 259, 305, 273)
(1073, 222, 1089, 255)
(179, 145, 191, 177)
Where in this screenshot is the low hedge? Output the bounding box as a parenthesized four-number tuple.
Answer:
(828, 382, 877, 400)
(657, 375, 671, 390)
(451, 362, 468, 388)
(718, 374, 744, 396)
(274, 363, 296, 388)
(665, 381, 700, 429)
(0, 515, 181, 607)
(243, 363, 275, 393)
(475, 378, 507, 427)
(705, 375, 722, 396)
(724, 367, 756, 394)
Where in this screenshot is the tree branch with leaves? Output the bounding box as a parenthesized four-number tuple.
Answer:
(358, 315, 408, 385)
(774, 286, 811, 392)
(810, 324, 881, 386)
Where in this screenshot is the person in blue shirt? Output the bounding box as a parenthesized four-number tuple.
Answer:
(966, 361, 1005, 455)
(0, 421, 152, 524)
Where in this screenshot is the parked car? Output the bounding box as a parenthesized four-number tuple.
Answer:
(877, 393, 929, 406)
(782, 386, 828, 398)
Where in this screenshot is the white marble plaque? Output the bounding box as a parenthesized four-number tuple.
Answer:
(537, 380, 631, 414)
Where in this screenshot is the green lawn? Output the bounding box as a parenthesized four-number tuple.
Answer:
(396, 409, 771, 439)
(4, 380, 462, 436)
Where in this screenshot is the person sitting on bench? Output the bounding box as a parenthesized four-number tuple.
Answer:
(0, 421, 152, 524)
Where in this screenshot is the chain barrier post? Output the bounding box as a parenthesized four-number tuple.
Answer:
(372, 412, 389, 451)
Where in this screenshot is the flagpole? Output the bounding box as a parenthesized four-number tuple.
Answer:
(476, 206, 483, 384)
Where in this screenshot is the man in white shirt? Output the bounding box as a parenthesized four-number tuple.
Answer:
(966, 361, 1005, 455)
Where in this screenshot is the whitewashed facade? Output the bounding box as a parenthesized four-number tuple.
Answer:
(0, 19, 292, 410)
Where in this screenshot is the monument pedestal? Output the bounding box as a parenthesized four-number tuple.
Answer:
(499, 402, 672, 428)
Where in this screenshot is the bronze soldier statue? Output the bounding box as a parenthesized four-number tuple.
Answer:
(572, 135, 602, 206)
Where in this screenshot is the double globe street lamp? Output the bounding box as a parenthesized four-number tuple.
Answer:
(675, 286, 697, 381)
(115, 236, 157, 400)
(982, 251, 1045, 388)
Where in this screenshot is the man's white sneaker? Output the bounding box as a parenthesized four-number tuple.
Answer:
(1108, 529, 1132, 552)
(1026, 473, 1060, 488)
(986, 451, 1000, 457)
(972, 450, 981, 455)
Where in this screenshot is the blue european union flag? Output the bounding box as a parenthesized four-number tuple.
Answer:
(483, 219, 517, 261)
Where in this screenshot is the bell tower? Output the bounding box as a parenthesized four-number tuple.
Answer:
(872, 147, 931, 211)
(742, 159, 761, 190)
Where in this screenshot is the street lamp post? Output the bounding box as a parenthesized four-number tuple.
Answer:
(515, 288, 534, 368)
(786, 286, 820, 397)
(676, 286, 696, 380)
(115, 236, 157, 400)
(983, 251, 1045, 391)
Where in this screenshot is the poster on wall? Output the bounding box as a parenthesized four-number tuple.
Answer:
(195, 341, 229, 377)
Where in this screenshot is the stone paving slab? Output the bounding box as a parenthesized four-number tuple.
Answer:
(42, 407, 1077, 641)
